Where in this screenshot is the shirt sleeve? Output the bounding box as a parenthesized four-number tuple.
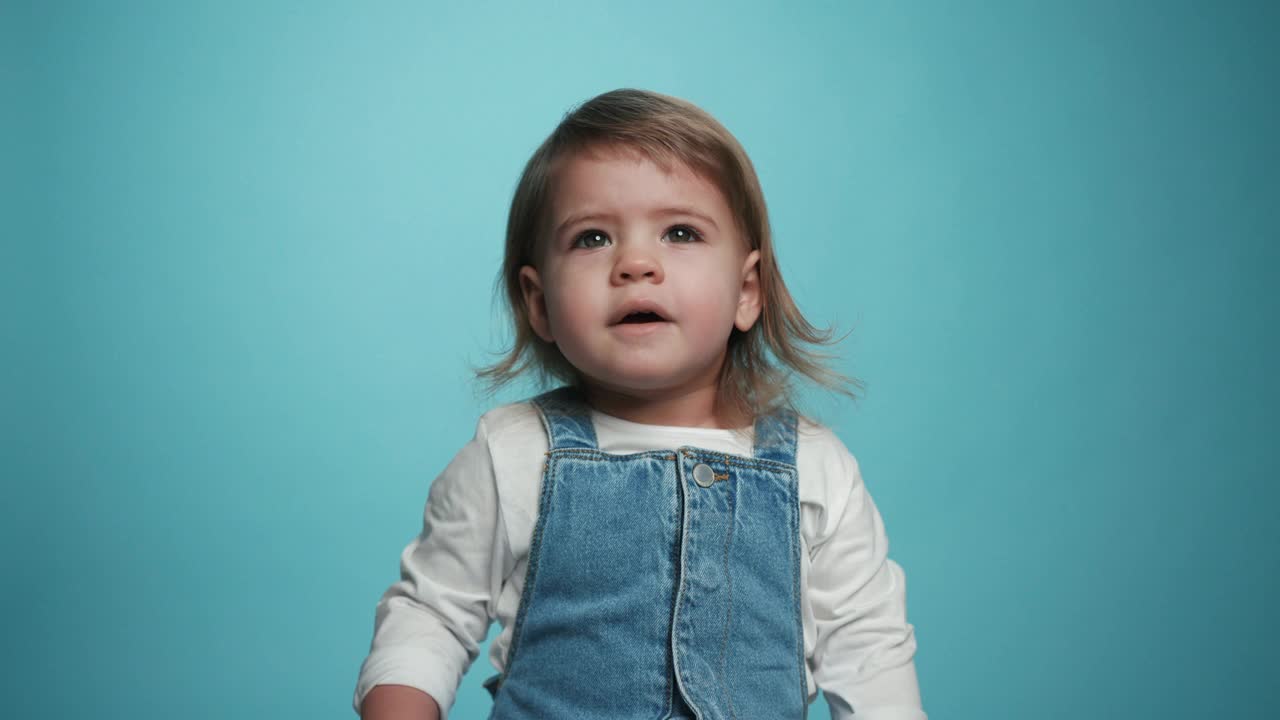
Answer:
(352, 416, 503, 717)
(808, 444, 927, 720)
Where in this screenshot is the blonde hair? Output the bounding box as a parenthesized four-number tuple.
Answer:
(475, 88, 861, 422)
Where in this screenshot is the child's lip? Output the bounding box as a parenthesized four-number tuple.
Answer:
(609, 299, 672, 325)
(610, 319, 671, 336)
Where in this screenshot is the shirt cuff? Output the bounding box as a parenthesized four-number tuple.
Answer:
(352, 647, 464, 717)
(822, 661, 927, 720)
(827, 700, 929, 720)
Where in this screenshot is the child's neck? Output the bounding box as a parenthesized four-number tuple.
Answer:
(582, 377, 745, 430)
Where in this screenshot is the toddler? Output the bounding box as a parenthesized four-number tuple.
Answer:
(354, 89, 926, 719)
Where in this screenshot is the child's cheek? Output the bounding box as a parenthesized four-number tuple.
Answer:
(546, 292, 596, 344)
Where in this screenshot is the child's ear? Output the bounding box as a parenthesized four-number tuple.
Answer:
(519, 265, 555, 343)
(735, 249, 762, 332)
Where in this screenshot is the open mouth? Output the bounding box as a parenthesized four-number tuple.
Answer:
(616, 311, 667, 324)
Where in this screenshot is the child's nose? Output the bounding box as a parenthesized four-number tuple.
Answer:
(612, 251, 663, 284)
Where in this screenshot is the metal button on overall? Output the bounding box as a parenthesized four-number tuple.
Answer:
(692, 463, 715, 487)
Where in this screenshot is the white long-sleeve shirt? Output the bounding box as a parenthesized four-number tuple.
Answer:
(353, 401, 926, 719)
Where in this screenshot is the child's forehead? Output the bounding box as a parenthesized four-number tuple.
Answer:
(558, 143, 687, 179)
(567, 139, 664, 162)
(550, 145, 724, 209)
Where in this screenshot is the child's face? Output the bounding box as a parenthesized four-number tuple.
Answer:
(520, 147, 761, 399)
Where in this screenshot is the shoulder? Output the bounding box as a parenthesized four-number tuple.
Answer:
(469, 399, 549, 530)
(473, 397, 547, 458)
(794, 417, 866, 536)
(423, 402, 543, 507)
(476, 399, 544, 442)
(474, 399, 550, 476)
(795, 418, 863, 487)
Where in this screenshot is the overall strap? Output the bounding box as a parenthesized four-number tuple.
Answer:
(752, 406, 799, 465)
(530, 386, 599, 450)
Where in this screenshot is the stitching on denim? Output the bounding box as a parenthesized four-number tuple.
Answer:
(549, 448, 678, 462)
(679, 449, 796, 473)
(718, 477, 738, 720)
(498, 453, 558, 705)
(752, 409, 798, 463)
(543, 437, 798, 470)
(664, 459, 684, 720)
(790, 471, 807, 716)
(533, 387, 599, 450)
(664, 651, 676, 720)
(670, 459, 703, 720)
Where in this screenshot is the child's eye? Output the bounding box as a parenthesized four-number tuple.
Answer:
(663, 224, 703, 243)
(572, 230, 611, 249)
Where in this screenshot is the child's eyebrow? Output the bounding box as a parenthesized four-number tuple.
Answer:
(555, 207, 720, 236)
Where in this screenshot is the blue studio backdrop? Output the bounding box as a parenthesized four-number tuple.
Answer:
(4, 1, 1277, 718)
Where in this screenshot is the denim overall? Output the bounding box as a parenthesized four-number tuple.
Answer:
(484, 387, 807, 719)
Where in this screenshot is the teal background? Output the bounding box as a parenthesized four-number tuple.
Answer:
(4, 1, 1277, 718)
